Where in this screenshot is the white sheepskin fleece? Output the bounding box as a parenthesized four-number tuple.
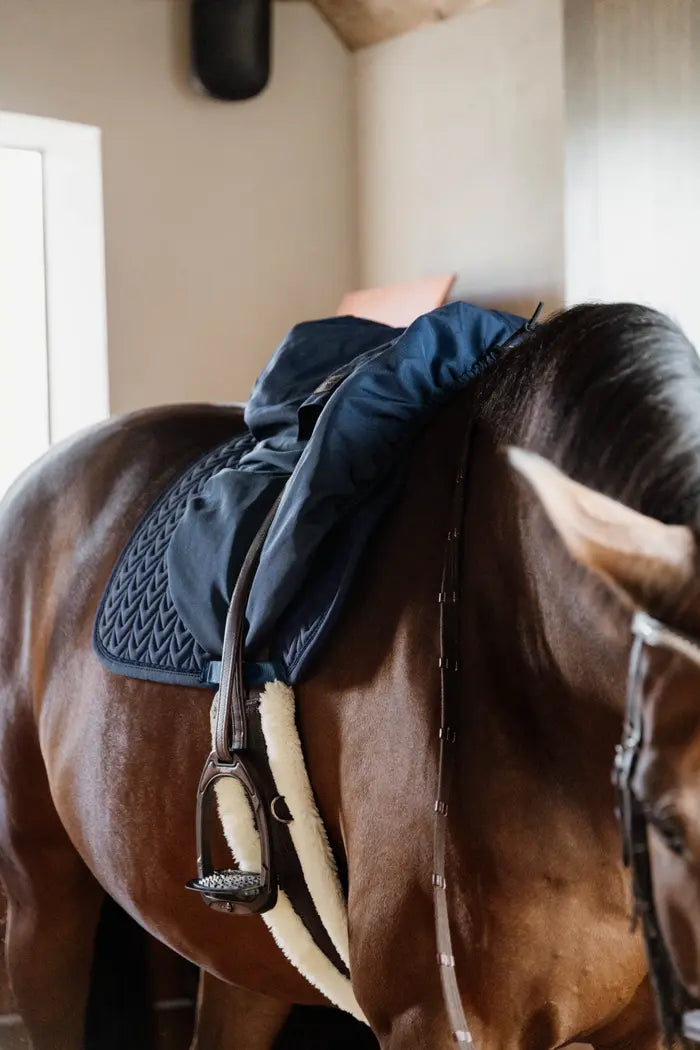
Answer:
(212, 687, 366, 1023)
(258, 681, 350, 968)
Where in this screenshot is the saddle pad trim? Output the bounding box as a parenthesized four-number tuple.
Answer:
(94, 650, 209, 687)
(212, 682, 366, 1021)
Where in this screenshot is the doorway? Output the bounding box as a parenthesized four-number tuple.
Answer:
(0, 112, 109, 498)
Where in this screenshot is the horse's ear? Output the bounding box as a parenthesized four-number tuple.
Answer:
(507, 446, 696, 605)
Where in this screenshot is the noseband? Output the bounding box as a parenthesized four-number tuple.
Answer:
(614, 610, 700, 1048)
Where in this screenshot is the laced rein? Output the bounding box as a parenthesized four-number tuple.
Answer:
(432, 307, 543, 1044)
(433, 422, 473, 1044)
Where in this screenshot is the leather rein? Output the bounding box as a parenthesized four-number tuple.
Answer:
(433, 419, 474, 1043)
(433, 309, 543, 1043)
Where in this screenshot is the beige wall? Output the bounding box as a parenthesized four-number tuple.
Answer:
(565, 0, 700, 346)
(355, 0, 566, 318)
(0, 0, 356, 411)
(0, 0, 569, 417)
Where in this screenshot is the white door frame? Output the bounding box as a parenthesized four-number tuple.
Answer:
(0, 111, 109, 443)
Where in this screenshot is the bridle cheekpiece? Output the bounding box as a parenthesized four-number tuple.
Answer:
(615, 610, 700, 1048)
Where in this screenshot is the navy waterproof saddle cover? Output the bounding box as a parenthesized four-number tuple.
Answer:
(94, 302, 527, 688)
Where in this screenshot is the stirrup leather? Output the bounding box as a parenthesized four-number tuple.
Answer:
(186, 497, 283, 916)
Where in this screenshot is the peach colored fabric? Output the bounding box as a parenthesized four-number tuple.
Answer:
(336, 274, 456, 328)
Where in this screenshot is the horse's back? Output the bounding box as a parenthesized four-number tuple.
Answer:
(0, 401, 243, 551)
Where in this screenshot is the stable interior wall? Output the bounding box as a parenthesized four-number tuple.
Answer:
(0, 0, 356, 411)
(565, 0, 700, 346)
(355, 0, 566, 319)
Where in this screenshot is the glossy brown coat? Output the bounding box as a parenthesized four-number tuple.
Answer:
(0, 392, 659, 1050)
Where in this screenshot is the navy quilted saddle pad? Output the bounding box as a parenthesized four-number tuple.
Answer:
(94, 305, 530, 690)
(93, 432, 255, 688)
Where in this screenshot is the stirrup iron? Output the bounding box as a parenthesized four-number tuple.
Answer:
(186, 751, 277, 914)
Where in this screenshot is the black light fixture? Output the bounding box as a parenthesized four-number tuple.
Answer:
(190, 0, 271, 101)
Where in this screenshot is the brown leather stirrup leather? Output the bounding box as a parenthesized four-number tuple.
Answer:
(186, 497, 282, 916)
(184, 494, 352, 978)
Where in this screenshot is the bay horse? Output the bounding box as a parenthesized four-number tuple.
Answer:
(0, 301, 698, 1050)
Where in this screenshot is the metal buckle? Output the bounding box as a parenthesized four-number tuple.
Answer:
(683, 1010, 700, 1043)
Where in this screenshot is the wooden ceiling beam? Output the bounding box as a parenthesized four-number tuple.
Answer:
(285, 0, 494, 51)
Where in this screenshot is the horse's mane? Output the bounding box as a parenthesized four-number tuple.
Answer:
(475, 302, 700, 528)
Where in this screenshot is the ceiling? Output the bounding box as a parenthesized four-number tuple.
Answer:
(287, 0, 494, 50)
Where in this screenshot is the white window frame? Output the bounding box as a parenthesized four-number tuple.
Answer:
(0, 111, 109, 443)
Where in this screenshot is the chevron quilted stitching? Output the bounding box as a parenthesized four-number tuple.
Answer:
(95, 431, 255, 679)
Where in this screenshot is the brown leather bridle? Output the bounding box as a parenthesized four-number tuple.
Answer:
(614, 611, 700, 1049)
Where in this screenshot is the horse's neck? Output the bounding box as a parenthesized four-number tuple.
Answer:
(302, 397, 629, 854)
(301, 402, 632, 992)
(460, 422, 629, 795)
(308, 401, 647, 1045)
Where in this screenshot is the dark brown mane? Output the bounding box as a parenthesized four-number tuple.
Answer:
(475, 302, 700, 527)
